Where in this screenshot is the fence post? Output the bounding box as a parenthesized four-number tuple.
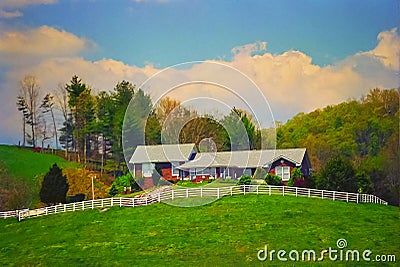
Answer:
(133, 198, 135, 207)
(230, 186, 232, 196)
(64, 204, 66, 212)
(73, 202, 76, 212)
(346, 193, 349, 202)
(269, 186, 271, 196)
(257, 185, 259, 195)
(356, 193, 359, 203)
(158, 192, 161, 202)
(119, 197, 122, 207)
(295, 187, 298, 197)
(92, 200, 94, 209)
(146, 197, 148, 205)
(111, 198, 114, 207)
(282, 186, 285, 196)
(186, 188, 189, 198)
(201, 187, 203, 198)
(243, 185, 246, 195)
(45, 207, 48, 216)
(172, 190, 174, 200)
(308, 188, 311, 198)
(55, 205, 57, 214)
(321, 190, 324, 199)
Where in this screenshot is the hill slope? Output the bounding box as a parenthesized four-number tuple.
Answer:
(0, 145, 79, 209)
(0, 194, 398, 266)
(0, 145, 77, 183)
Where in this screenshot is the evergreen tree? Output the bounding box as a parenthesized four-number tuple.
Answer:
(40, 164, 69, 205)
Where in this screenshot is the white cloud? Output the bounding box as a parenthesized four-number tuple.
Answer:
(0, 28, 398, 145)
(0, 26, 92, 66)
(367, 28, 400, 69)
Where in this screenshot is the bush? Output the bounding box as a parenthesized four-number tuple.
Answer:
(287, 168, 303, 187)
(108, 184, 118, 197)
(237, 175, 252, 185)
(66, 194, 86, 203)
(265, 173, 282, 186)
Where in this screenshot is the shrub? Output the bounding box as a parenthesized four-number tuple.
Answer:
(66, 194, 86, 203)
(265, 173, 282, 186)
(237, 175, 252, 185)
(108, 184, 118, 197)
(287, 168, 303, 187)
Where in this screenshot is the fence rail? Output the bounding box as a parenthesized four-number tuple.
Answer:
(0, 185, 388, 221)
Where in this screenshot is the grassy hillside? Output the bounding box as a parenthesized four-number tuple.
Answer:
(0, 145, 79, 209)
(0, 145, 77, 183)
(1, 194, 398, 266)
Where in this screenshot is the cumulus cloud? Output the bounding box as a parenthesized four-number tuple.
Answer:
(0, 27, 398, 145)
(0, 26, 93, 66)
(366, 28, 400, 69)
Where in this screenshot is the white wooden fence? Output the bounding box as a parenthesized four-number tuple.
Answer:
(0, 185, 388, 221)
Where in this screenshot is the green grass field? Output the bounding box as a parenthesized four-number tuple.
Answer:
(0, 145, 78, 183)
(1, 194, 398, 266)
(0, 145, 79, 208)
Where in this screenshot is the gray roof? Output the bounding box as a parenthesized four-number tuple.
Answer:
(178, 148, 306, 169)
(129, 143, 196, 164)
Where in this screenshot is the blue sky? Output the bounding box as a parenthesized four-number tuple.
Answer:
(0, 0, 399, 145)
(7, 0, 398, 67)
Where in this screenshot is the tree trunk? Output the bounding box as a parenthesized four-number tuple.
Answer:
(84, 137, 87, 167)
(50, 108, 58, 149)
(22, 116, 26, 147)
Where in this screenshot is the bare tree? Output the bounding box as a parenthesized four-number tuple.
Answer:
(41, 93, 58, 149)
(38, 116, 53, 151)
(17, 86, 29, 147)
(17, 75, 40, 147)
(54, 83, 70, 157)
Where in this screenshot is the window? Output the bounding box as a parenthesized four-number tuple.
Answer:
(171, 162, 179, 176)
(142, 163, 155, 177)
(196, 168, 210, 175)
(275, 166, 290, 181)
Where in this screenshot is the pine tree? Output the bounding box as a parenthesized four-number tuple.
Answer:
(40, 164, 69, 205)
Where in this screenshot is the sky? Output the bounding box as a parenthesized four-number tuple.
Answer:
(0, 0, 399, 145)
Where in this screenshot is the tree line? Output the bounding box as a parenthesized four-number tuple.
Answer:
(16, 75, 261, 173)
(15, 75, 398, 204)
(276, 88, 399, 205)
